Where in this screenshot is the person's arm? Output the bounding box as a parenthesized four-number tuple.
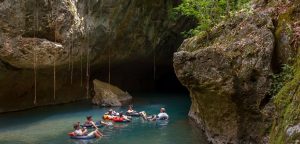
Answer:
(124, 116, 130, 121)
(82, 128, 88, 135)
(91, 121, 98, 129)
(100, 121, 108, 126)
(139, 111, 147, 120)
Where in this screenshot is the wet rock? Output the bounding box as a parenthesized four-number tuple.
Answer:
(92, 79, 132, 107)
(174, 13, 274, 144)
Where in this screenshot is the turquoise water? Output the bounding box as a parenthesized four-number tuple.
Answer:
(0, 93, 208, 144)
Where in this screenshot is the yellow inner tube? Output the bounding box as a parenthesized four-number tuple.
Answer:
(103, 115, 109, 119)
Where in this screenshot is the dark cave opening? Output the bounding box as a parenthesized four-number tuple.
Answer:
(90, 58, 188, 94)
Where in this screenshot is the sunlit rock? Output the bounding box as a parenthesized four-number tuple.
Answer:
(92, 79, 132, 107)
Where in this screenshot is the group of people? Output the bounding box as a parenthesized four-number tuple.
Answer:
(71, 105, 169, 138)
(126, 105, 169, 121)
(103, 109, 131, 121)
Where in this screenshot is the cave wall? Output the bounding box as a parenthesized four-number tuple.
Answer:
(0, 0, 194, 112)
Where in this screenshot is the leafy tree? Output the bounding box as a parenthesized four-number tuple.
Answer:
(172, 0, 250, 37)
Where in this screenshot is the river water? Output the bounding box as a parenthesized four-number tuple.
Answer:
(0, 93, 208, 144)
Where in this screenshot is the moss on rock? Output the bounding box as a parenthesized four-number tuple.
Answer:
(270, 55, 300, 144)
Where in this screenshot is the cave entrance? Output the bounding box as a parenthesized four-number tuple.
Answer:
(90, 58, 188, 94)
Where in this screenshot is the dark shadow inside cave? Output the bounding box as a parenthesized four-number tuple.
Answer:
(90, 58, 188, 94)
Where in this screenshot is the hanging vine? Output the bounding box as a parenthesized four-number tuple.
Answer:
(153, 44, 156, 81)
(33, 0, 38, 105)
(153, 36, 158, 81)
(80, 35, 83, 87)
(79, 0, 83, 87)
(86, 0, 91, 99)
(53, 0, 56, 101)
(108, 41, 111, 85)
(108, 40, 111, 91)
(70, 31, 74, 84)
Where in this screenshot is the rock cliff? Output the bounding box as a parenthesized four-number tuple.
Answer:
(174, 0, 299, 143)
(174, 12, 274, 143)
(0, 0, 194, 112)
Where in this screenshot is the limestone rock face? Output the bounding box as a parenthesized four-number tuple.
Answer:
(0, 0, 83, 69)
(274, 3, 300, 66)
(174, 13, 275, 144)
(0, 0, 193, 112)
(92, 79, 132, 107)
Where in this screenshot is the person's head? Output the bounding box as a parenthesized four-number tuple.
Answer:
(160, 108, 166, 113)
(108, 109, 113, 114)
(73, 123, 80, 130)
(119, 113, 123, 117)
(86, 116, 93, 121)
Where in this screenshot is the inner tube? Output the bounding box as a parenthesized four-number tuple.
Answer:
(103, 115, 115, 120)
(68, 132, 96, 139)
(70, 135, 96, 139)
(126, 112, 140, 117)
(112, 117, 130, 123)
(157, 116, 168, 120)
(80, 124, 102, 128)
(81, 121, 104, 128)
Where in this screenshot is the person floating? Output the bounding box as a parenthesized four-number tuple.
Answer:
(84, 116, 98, 128)
(127, 105, 136, 113)
(126, 105, 141, 117)
(157, 108, 169, 120)
(103, 109, 119, 120)
(119, 113, 131, 121)
(140, 108, 169, 121)
(83, 115, 110, 127)
(106, 109, 119, 116)
(72, 122, 103, 138)
(113, 112, 131, 122)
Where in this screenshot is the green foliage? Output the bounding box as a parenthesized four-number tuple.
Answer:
(172, 0, 251, 37)
(270, 56, 300, 143)
(269, 64, 295, 96)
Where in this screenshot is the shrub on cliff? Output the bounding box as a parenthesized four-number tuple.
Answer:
(171, 0, 251, 37)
